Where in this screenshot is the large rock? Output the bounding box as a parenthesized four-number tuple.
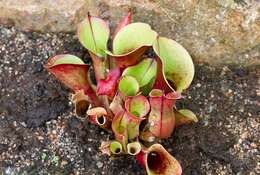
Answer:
(95, 0, 260, 66)
(0, 0, 97, 32)
(0, 0, 259, 66)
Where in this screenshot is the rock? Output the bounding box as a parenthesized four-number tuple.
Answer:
(0, 0, 98, 32)
(0, 0, 259, 66)
(95, 0, 260, 66)
(96, 161, 103, 168)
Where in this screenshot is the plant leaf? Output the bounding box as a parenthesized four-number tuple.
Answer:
(118, 76, 140, 96)
(153, 56, 174, 92)
(99, 141, 112, 156)
(45, 54, 99, 106)
(125, 113, 142, 140)
(112, 111, 128, 151)
(139, 119, 156, 142)
(97, 68, 121, 98)
(72, 90, 90, 117)
(106, 46, 148, 68)
(50, 54, 85, 65)
(144, 144, 182, 175)
(125, 95, 150, 119)
(153, 37, 194, 92)
(148, 89, 181, 138)
(107, 23, 157, 68)
(78, 14, 110, 57)
(123, 58, 157, 94)
(45, 54, 88, 91)
(113, 23, 157, 55)
(112, 109, 142, 142)
(87, 107, 110, 129)
(109, 92, 124, 115)
(127, 142, 142, 156)
(110, 141, 123, 155)
(175, 109, 198, 127)
(113, 11, 132, 39)
(89, 52, 106, 81)
(135, 150, 146, 168)
(141, 77, 156, 96)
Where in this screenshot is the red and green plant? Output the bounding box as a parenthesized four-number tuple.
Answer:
(45, 12, 197, 175)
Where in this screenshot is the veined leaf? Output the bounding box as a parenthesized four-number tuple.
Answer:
(87, 107, 110, 129)
(109, 92, 124, 115)
(148, 89, 181, 138)
(175, 109, 198, 127)
(153, 37, 194, 92)
(45, 54, 100, 104)
(50, 54, 85, 66)
(125, 95, 150, 119)
(112, 111, 128, 151)
(97, 68, 121, 98)
(144, 144, 182, 175)
(127, 142, 142, 156)
(106, 23, 157, 68)
(78, 14, 110, 57)
(118, 76, 140, 96)
(113, 11, 132, 39)
(45, 54, 89, 92)
(110, 141, 123, 155)
(153, 56, 174, 93)
(113, 23, 157, 55)
(122, 58, 157, 93)
(72, 90, 90, 117)
(126, 113, 142, 140)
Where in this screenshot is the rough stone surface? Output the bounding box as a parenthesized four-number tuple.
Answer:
(0, 0, 259, 66)
(0, 0, 97, 32)
(95, 0, 260, 66)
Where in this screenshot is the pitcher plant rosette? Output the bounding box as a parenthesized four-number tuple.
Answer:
(45, 12, 198, 175)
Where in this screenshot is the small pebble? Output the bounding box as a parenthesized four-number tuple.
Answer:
(96, 161, 103, 168)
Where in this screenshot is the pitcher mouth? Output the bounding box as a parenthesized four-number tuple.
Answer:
(96, 115, 106, 126)
(75, 100, 89, 117)
(147, 151, 165, 173)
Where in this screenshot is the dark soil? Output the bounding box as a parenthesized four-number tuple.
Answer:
(0, 25, 259, 175)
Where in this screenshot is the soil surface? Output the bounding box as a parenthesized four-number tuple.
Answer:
(0, 25, 259, 175)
